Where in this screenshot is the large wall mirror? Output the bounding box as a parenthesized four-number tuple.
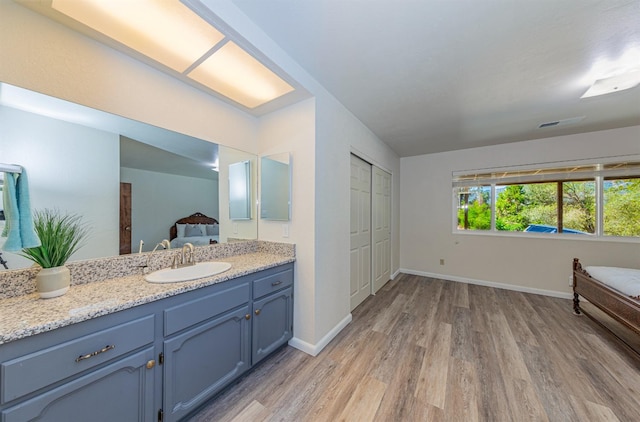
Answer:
(0, 82, 258, 270)
(260, 153, 291, 221)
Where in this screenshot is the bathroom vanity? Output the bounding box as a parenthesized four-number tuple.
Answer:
(0, 244, 294, 422)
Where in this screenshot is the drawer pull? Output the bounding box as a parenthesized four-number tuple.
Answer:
(271, 280, 282, 287)
(75, 344, 115, 362)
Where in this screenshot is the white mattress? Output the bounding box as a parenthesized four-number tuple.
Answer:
(585, 266, 640, 298)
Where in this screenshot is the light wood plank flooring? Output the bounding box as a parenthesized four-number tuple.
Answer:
(188, 274, 640, 421)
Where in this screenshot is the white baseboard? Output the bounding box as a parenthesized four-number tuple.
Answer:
(399, 268, 572, 300)
(288, 313, 353, 357)
(391, 268, 401, 280)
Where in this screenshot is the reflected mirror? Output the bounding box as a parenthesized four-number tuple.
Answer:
(260, 153, 291, 221)
(229, 161, 252, 220)
(0, 82, 257, 270)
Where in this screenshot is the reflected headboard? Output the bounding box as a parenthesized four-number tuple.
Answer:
(169, 212, 219, 240)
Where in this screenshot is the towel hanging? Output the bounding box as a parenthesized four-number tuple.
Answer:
(1, 166, 41, 252)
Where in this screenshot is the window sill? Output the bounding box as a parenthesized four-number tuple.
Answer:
(452, 229, 640, 244)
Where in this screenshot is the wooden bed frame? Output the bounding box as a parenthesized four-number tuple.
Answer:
(573, 258, 640, 349)
(169, 212, 219, 241)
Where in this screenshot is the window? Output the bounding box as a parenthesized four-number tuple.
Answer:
(456, 186, 491, 230)
(453, 158, 640, 239)
(604, 177, 640, 236)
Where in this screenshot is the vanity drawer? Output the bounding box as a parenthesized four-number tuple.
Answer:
(164, 282, 250, 336)
(253, 266, 293, 299)
(1, 315, 155, 404)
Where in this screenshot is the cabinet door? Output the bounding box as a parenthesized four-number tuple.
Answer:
(163, 306, 250, 422)
(1, 347, 156, 422)
(252, 286, 293, 365)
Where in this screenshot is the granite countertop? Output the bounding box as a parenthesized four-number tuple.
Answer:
(0, 252, 294, 345)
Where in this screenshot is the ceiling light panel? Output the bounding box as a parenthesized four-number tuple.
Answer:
(51, 0, 225, 73)
(581, 70, 640, 98)
(187, 41, 295, 108)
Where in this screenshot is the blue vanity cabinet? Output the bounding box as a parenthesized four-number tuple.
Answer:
(0, 262, 295, 422)
(0, 312, 157, 422)
(161, 280, 252, 422)
(251, 265, 294, 365)
(1, 347, 156, 422)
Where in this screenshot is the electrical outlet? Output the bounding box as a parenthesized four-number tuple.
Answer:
(282, 224, 289, 238)
(440, 259, 445, 265)
(568, 275, 574, 286)
(233, 223, 238, 234)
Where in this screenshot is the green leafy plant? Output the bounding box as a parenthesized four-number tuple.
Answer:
(21, 209, 89, 268)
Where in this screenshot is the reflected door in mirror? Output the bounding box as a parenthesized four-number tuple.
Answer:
(120, 183, 132, 255)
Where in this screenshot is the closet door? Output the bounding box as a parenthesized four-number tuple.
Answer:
(350, 154, 371, 310)
(372, 167, 391, 292)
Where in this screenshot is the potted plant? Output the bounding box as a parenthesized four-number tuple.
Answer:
(21, 209, 88, 298)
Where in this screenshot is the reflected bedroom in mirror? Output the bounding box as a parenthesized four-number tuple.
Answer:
(0, 82, 258, 270)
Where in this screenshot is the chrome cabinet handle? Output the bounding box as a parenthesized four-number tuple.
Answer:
(75, 344, 115, 362)
(271, 280, 282, 287)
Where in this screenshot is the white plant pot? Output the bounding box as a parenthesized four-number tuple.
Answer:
(36, 266, 70, 299)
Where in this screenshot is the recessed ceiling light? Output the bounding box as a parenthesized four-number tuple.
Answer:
(48, 0, 295, 109)
(187, 41, 295, 108)
(51, 0, 225, 73)
(581, 70, 640, 98)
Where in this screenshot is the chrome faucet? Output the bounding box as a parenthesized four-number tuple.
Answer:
(182, 242, 195, 266)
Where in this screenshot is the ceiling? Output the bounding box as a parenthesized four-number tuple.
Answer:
(232, 0, 640, 157)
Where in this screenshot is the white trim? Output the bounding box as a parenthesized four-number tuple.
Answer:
(391, 268, 401, 280)
(350, 146, 393, 175)
(451, 228, 640, 244)
(288, 313, 352, 356)
(399, 268, 572, 300)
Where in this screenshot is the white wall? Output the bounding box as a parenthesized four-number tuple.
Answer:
(400, 125, 640, 297)
(0, 105, 119, 268)
(313, 94, 401, 345)
(120, 167, 218, 252)
(257, 98, 316, 344)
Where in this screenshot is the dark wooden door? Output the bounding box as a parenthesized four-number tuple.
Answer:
(120, 182, 132, 255)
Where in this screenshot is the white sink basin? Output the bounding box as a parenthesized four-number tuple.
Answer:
(145, 262, 232, 283)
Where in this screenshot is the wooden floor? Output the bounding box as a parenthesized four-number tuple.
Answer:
(188, 274, 640, 422)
